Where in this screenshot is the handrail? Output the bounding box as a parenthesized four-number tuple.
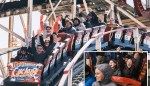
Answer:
(0, 46, 21, 56)
(58, 26, 136, 86)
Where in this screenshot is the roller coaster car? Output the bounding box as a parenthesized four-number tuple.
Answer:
(5, 61, 44, 86)
(112, 76, 141, 86)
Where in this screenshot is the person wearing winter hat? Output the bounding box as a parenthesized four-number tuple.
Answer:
(92, 63, 116, 86)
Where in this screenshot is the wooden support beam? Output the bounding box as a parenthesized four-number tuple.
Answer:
(72, 0, 76, 18)
(110, 3, 115, 24)
(105, 0, 147, 28)
(49, 0, 57, 20)
(45, 0, 62, 22)
(19, 15, 26, 38)
(0, 57, 6, 78)
(83, 0, 89, 14)
(8, 16, 14, 64)
(146, 0, 150, 9)
(27, 0, 33, 39)
(0, 47, 20, 56)
(0, 24, 25, 42)
(117, 13, 123, 25)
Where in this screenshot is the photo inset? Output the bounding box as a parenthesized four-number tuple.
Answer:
(148, 60, 150, 86)
(85, 51, 147, 86)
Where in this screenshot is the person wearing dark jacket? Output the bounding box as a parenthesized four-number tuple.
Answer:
(15, 47, 33, 61)
(84, 15, 92, 28)
(39, 34, 55, 51)
(73, 18, 86, 31)
(84, 11, 100, 28)
(85, 65, 96, 86)
(89, 11, 100, 27)
(132, 52, 142, 79)
(122, 58, 135, 78)
(44, 26, 53, 38)
(92, 63, 116, 86)
(58, 20, 77, 34)
(32, 45, 47, 64)
(31, 36, 55, 64)
(109, 59, 121, 76)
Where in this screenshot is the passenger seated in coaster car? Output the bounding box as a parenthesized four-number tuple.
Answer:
(92, 64, 117, 86)
(14, 47, 33, 62)
(73, 17, 86, 31)
(31, 33, 57, 65)
(58, 20, 77, 34)
(109, 59, 121, 76)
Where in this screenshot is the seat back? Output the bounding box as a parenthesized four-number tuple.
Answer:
(103, 25, 111, 42)
(98, 25, 106, 43)
(73, 31, 84, 50)
(98, 25, 106, 33)
(57, 33, 74, 52)
(99, 25, 106, 32)
(83, 28, 92, 44)
(91, 26, 100, 37)
(48, 48, 59, 76)
(43, 55, 53, 77)
(64, 38, 71, 52)
(43, 48, 59, 77)
(143, 33, 150, 48)
(139, 33, 146, 46)
(57, 42, 65, 65)
(124, 29, 133, 44)
(114, 28, 123, 45)
(51, 48, 59, 67)
(138, 57, 147, 81)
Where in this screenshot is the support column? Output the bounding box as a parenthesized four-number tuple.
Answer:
(49, 16, 54, 27)
(0, 57, 6, 78)
(49, 0, 57, 20)
(72, 0, 77, 19)
(45, 0, 62, 22)
(146, 0, 150, 10)
(27, 0, 33, 39)
(68, 68, 73, 86)
(110, 4, 115, 24)
(83, 0, 89, 14)
(116, 13, 122, 25)
(134, 28, 140, 51)
(95, 36, 102, 51)
(8, 16, 14, 64)
(19, 15, 26, 39)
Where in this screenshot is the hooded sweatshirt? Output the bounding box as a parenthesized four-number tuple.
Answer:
(92, 64, 116, 86)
